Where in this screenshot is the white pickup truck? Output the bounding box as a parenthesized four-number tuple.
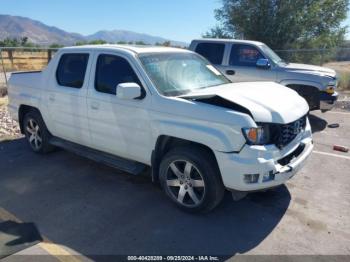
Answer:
(8, 45, 313, 212)
(190, 39, 338, 112)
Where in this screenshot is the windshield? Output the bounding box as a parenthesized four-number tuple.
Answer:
(260, 44, 286, 65)
(139, 52, 230, 96)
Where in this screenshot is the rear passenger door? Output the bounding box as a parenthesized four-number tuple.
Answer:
(46, 52, 92, 145)
(86, 52, 152, 163)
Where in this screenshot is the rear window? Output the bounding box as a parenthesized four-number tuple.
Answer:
(56, 53, 89, 88)
(195, 43, 225, 65)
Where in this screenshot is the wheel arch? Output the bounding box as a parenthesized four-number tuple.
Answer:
(151, 135, 220, 183)
(279, 79, 322, 90)
(18, 105, 42, 134)
(284, 83, 321, 110)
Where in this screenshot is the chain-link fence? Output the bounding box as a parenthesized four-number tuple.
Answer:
(275, 48, 350, 90)
(0, 47, 58, 96)
(275, 48, 350, 65)
(0, 46, 350, 95)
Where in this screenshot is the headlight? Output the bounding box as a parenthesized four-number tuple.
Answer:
(325, 86, 335, 94)
(242, 126, 270, 145)
(326, 78, 337, 94)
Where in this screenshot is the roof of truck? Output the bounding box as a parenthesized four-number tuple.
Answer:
(191, 38, 264, 45)
(61, 44, 190, 54)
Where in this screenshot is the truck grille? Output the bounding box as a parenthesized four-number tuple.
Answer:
(272, 115, 307, 148)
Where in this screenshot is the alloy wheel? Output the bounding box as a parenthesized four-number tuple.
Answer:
(26, 119, 42, 150)
(166, 160, 205, 207)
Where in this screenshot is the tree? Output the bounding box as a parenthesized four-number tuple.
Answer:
(0, 38, 20, 47)
(49, 43, 64, 49)
(205, 0, 349, 50)
(0, 37, 38, 48)
(20, 37, 28, 46)
(203, 25, 233, 39)
(135, 41, 147, 45)
(162, 41, 171, 47)
(89, 39, 107, 45)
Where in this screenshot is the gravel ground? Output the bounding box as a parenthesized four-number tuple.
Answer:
(336, 91, 350, 111)
(0, 97, 22, 141)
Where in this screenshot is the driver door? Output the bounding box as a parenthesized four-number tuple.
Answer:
(87, 52, 152, 163)
(223, 44, 276, 82)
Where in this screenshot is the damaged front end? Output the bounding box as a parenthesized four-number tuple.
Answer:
(180, 94, 253, 118)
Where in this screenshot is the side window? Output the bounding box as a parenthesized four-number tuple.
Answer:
(95, 54, 142, 95)
(229, 44, 264, 67)
(195, 43, 225, 65)
(56, 53, 89, 88)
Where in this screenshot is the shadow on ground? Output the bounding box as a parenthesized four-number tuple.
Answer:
(0, 221, 42, 259)
(0, 138, 291, 257)
(309, 113, 327, 133)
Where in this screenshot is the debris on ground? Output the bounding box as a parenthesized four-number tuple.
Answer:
(335, 92, 350, 111)
(333, 145, 349, 153)
(328, 123, 340, 128)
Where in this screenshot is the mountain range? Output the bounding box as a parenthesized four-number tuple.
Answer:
(0, 14, 187, 46)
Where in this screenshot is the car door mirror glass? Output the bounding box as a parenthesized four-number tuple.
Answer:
(116, 83, 142, 100)
(256, 58, 271, 69)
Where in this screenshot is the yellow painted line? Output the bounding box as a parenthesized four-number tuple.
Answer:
(38, 243, 81, 262)
(0, 207, 81, 262)
(313, 150, 350, 160)
(0, 207, 21, 222)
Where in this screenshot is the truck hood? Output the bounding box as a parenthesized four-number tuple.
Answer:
(282, 63, 336, 77)
(180, 82, 309, 124)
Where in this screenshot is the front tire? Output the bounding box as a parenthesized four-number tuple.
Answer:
(23, 110, 55, 154)
(159, 146, 225, 213)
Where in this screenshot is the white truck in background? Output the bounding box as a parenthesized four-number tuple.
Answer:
(190, 39, 338, 112)
(8, 45, 313, 212)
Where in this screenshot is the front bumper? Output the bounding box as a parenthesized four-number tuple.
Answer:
(215, 119, 313, 192)
(320, 91, 338, 112)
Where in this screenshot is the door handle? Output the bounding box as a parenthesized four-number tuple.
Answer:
(91, 102, 100, 110)
(226, 70, 235, 75)
(49, 94, 55, 102)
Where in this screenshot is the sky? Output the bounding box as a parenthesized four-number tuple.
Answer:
(1, 0, 349, 42)
(345, 15, 350, 39)
(0, 0, 221, 43)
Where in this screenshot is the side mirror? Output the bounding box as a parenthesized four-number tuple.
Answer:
(116, 83, 142, 100)
(256, 58, 271, 69)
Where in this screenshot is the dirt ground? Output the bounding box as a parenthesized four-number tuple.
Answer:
(324, 61, 350, 73)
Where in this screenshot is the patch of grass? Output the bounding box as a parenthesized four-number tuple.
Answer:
(323, 61, 350, 90)
(338, 72, 350, 90)
(0, 95, 8, 107)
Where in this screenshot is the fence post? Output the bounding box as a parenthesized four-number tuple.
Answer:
(0, 48, 8, 87)
(320, 49, 324, 66)
(48, 50, 52, 64)
(7, 50, 13, 69)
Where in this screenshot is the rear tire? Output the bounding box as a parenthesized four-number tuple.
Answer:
(159, 146, 225, 213)
(23, 110, 55, 154)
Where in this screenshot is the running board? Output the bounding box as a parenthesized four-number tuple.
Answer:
(49, 137, 147, 175)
